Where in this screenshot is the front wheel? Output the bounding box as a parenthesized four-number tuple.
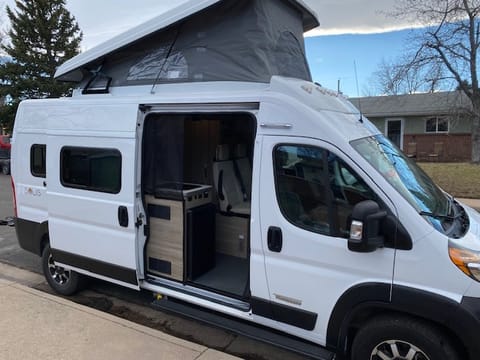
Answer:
(42, 244, 84, 295)
(351, 316, 459, 360)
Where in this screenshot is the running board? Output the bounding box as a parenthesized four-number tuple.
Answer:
(152, 297, 335, 360)
(145, 276, 250, 311)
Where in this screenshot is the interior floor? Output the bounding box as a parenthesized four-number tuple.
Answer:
(192, 253, 249, 297)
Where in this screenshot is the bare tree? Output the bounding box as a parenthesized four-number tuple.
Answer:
(371, 55, 449, 95)
(371, 58, 421, 95)
(388, 0, 480, 163)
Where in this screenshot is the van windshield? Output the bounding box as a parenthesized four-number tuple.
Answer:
(351, 135, 451, 231)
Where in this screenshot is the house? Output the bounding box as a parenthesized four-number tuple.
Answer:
(349, 92, 473, 161)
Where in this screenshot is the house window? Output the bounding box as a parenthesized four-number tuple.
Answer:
(425, 117, 449, 133)
(61, 147, 122, 194)
(31, 144, 46, 178)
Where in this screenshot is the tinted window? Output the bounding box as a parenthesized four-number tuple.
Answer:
(274, 145, 377, 238)
(437, 118, 449, 132)
(426, 117, 449, 133)
(31, 144, 46, 178)
(61, 147, 122, 194)
(425, 117, 437, 132)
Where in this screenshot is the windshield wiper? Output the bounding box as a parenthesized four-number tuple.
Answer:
(448, 195, 456, 215)
(419, 211, 457, 221)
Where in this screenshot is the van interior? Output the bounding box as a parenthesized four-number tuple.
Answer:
(142, 113, 256, 300)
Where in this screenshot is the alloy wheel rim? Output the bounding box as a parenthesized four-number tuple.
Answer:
(47, 253, 71, 285)
(371, 340, 430, 360)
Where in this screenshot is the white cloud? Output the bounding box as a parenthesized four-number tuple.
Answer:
(65, 0, 191, 50)
(308, 0, 417, 36)
(306, 24, 418, 37)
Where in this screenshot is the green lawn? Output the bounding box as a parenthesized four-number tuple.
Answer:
(418, 162, 480, 199)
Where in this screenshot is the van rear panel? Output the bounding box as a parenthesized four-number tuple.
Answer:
(13, 100, 141, 287)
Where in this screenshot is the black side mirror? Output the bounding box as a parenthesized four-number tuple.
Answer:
(348, 200, 387, 253)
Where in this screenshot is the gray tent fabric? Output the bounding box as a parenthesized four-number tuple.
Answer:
(78, 0, 312, 88)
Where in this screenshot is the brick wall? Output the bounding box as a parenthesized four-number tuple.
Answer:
(404, 134, 471, 162)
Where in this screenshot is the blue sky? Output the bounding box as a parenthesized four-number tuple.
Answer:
(306, 30, 410, 97)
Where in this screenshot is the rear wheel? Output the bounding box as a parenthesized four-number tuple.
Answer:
(2, 164, 9, 175)
(351, 315, 459, 360)
(42, 244, 84, 295)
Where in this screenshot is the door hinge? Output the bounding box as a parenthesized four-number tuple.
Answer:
(135, 213, 144, 228)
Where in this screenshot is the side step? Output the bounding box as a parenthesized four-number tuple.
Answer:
(152, 297, 336, 360)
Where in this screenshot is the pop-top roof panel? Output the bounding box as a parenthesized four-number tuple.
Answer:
(55, 0, 318, 82)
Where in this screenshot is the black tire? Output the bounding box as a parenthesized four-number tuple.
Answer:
(2, 164, 9, 175)
(42, 244, 84, 295)
(351, 315, 459, 360)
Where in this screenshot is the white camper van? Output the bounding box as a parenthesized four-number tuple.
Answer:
(10, 0, 480, 359)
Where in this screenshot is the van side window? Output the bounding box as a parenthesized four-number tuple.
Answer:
(274, 145, 377, 238)
(31, 144, 46, 178)
(61, 147, 122, 194)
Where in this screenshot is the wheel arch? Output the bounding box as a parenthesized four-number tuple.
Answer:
(40, 231, 50, 256)
(327, 283, 471, 359)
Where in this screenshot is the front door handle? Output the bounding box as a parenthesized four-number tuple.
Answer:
(268, 226, 283, 252)
(118, 206, 129, 228)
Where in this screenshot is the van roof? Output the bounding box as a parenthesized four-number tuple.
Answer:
(55, 0, 319, 81)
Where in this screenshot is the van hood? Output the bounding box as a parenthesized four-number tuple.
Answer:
(457, 206, 480, 251)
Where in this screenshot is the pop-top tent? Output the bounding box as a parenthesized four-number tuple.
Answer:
(55, 0, 319, 91)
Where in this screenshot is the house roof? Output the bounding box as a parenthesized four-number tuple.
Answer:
(55, 0, 318, 80)
(349, 91, 472, 118)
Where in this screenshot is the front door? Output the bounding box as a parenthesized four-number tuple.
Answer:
(386, 119, 403, 150)
(259, 136, 396, 343)
(47, 135, 139, 289)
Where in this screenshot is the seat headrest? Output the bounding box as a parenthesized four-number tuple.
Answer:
(234, 144, 247, 158)
(216, 144, 230, 161)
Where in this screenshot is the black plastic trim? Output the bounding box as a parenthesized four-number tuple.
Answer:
(383, 214, 413, 250)
(326, 282, 391, 351)
(51, 249, 138, 285)
(461, 296, 480, 318)
(459, 296, 480, 357)
(390, 286, 480, 359)
(15, 217, 48, 256)
(252, 297, 318, 331)
(391, 288, 480, 359)
(327, 283, 480, 359)
(152, 297, 333, 360)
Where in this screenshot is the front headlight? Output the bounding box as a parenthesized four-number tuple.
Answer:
(449, 242, 480, 282)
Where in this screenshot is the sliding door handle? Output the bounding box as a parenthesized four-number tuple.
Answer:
(118, 206, 129, 228)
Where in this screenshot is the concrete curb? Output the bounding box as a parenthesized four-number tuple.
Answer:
(0, 262, 241, 360)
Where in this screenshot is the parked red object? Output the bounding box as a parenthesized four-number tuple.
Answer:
(0, 135, 11, 150)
